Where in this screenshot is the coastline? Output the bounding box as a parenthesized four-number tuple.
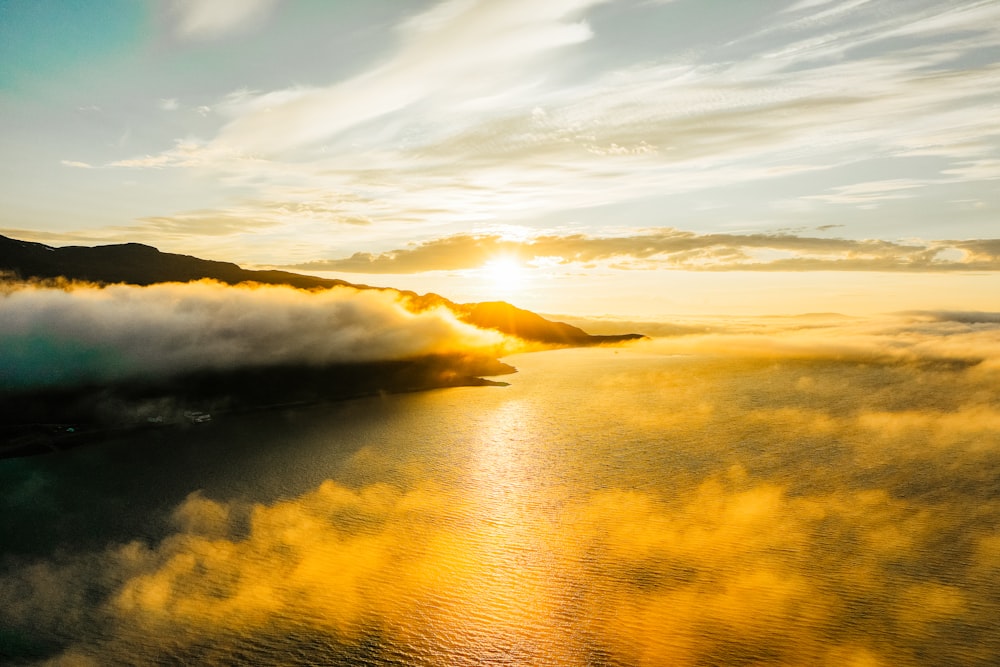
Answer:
(1, 356, 515, 459)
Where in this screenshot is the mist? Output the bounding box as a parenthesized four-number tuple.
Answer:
(0, 280, 507, 391)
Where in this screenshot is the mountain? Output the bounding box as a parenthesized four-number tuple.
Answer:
(0, 234, 644, 345)
(1, 234, 647, 457)
(0, 234, 359, 290)
(457, 301, 638, 345)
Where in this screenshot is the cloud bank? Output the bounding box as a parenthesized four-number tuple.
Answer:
(0, 280, 505, 390)
(289, 230, 1000, 273)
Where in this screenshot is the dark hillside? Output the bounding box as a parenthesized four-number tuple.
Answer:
(0, 234, 644, 345)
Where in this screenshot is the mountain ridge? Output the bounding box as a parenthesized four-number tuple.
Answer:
(0, 234, 644, 345)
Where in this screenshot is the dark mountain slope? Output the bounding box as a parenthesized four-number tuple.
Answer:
(0, 235, 358, 290)
(459, 301, 642, 345)
(0, 234, 644, 345)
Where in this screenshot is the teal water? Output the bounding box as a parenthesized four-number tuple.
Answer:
(2, 346, 999, 665)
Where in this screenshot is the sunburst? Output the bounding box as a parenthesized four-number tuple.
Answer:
(481, 256, 526, 297)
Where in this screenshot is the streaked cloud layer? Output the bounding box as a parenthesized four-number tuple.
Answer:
(289, 230, 1000, 273)
(2, 0, 998, 312)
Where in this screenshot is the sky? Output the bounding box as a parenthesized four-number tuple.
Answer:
(1, 0, 998, 316)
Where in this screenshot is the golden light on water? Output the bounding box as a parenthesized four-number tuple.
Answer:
(421, 397, 576, 664)
(3, 323, 1000, 665)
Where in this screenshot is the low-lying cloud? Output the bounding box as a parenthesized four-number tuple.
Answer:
(0, 280, 506, 390)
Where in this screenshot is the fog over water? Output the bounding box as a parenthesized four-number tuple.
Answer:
(2, 314, 999, 665)
(0, 281, 505, 390)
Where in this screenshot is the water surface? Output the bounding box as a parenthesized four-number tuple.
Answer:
(2, 346, 998, 665)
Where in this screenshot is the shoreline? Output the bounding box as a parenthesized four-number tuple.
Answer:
(1, 374, 511, 460)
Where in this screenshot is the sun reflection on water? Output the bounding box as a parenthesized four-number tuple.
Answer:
(420, 397, 585, 665)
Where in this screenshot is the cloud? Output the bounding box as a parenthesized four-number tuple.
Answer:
(211, 0, 609, 154)
(0, 228, 113, 247)
(125, 193, 376, 240)
(93, 0, 999, 258)
(127, 211, 276, 237)
(803, 179, 930, 205)
(629, 311, 1000, 362)
(168, 0, 281, 39)
(0, 280, 506, 391)
(287, 229, 1000, 274)
(59, 160, 94, 169)
(907, 310, 1000, 324)
(6, 465, 999, 664)
(955, 239, 1000, 262)
(108, 139, 216, 168)
(293, 234, 526, 274)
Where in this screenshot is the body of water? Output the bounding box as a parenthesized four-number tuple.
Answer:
(2, 345, 999, 665)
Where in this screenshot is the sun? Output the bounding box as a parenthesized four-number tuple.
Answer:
(481, 256, 526, 297)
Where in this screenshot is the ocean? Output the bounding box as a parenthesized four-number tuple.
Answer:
(2, 344, 998, 665)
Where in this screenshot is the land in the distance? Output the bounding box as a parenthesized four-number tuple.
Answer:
(0, 234, 643, 346)
(1, 355, 515, 458)
(1, 234, 643, 457)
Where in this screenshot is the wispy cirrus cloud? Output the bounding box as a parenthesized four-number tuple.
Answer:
(100, 0, 999, 254)
(168, 0, 282, 39)
(123, 194, 374, 239)
(802, 179, 931, 206)
(210, 0, 610, 155)
(60, 160, 94, 169)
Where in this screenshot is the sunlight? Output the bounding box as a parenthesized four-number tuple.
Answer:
(481, 256, 526, 297)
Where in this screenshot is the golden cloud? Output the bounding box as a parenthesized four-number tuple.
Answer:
(286, 231, 1000, 274)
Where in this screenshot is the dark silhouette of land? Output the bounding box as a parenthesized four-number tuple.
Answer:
(0, 234, 643, 345)
(1, 355, 515, 458)
(1, 234, 643, 457)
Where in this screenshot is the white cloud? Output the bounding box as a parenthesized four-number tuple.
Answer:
(803, 179, 931, 205)
(0, 281, 505, 390)
(169, 0, 281, 39)
(98, 0, 1000, 258)
(213, 0, 609, 154)
(781, 0, 840, 12)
